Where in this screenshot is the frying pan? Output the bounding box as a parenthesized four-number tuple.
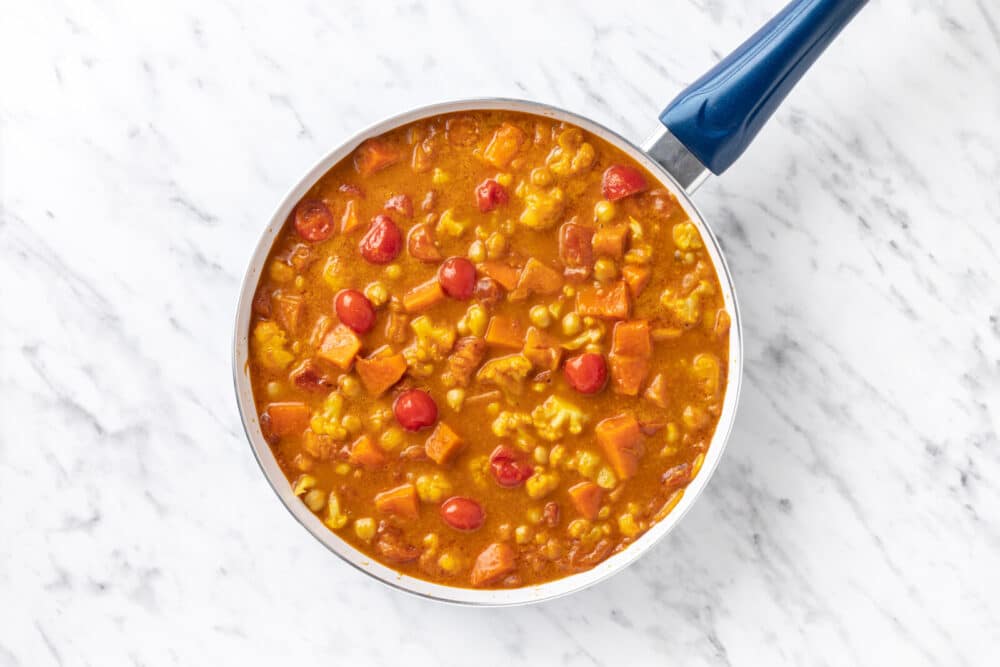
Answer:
(233, 0, 868, 605)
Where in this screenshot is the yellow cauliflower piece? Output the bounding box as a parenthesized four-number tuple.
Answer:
(672, 222, 704, 251)
(436, 208, 470, 238)
(546, 128, 596, 176)
(309, 391, 348, 440)
(515, 180, 565, 231)
(660, 281, 714, 327)
(530, 395, 587, 442)
(408, 315, 456, 361)
(525, 470, 560, 499)
(415, 473, 453, 503)
(476, 353, 532, 394)
(491, 410, 533, 438)
(252, 320, 294, 371)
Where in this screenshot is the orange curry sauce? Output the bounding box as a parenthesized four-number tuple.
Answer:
(248, 110, 729, 588)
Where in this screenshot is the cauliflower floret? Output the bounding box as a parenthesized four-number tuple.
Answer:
(252, 320, 294, 371)
(546, 128, 596, 176)
(436, 208, 470, 238)
(530, 395, 587, 442)
(309, 391, 348, 440)
(476, 353, 532, 395)
(325, 491, 348, 530)
(525, 470, 560, 499)
(672, 222, 704, 251)
(491, 410, 533, 437)
(516, 180, 565, 231)
(660, 281, 714, 327)
(415, 473, 453, 503)
(408, 315, 456, 361)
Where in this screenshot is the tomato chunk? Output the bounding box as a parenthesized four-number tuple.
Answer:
(374, 484, 419, 519)
(294, 199, 336, 242)
(385, 193, 413, 219)
(440, 496, 485, 531)
(475, 178, 509, 212)
(601, 164, 648, 201)
(489, 445, 533, 487)
(438, 257, 477, 300)
(563, 352, 608, 394)
(354, 138, 400, 176)
(394, 389, 438, 431)
(359, 214, 402, 264)
(335, 289, 376, 334)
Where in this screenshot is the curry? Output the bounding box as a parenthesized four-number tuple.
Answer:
(248, 110, 730, 588)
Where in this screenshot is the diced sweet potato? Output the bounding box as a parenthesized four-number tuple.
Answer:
(265, 402, 310, 437)
(592, 224, 630, 258)
(349, 434, 386, 468)
(340, 199, 362, 233)
(477, 260, 521, 290)
(374, 484, 419, 519)
(316, 323, 362, 370)
(509, 258, 562, 301)
(595, 413, 644, 480)
(470, 542, 516, 587)
(272, 291, 304, 334)
(355, 352, 407, 396)
(644, 372, 669, 408)
(523, 326, 562, 372)
(354, 138, 400, 176)
(309, 314, 334, 347)
(485, 315, 526, 349)
(403, 279, 446, 313)
(609, 320, 651, 396)
(567, 481, 603, 520)
(576, 281, 630, 319)
(483, 122, 526, 168)
(424, 422, 464, 465)
(622, 265, 651, 298)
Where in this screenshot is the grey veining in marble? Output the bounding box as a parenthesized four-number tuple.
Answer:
(1, 0, 998, 664)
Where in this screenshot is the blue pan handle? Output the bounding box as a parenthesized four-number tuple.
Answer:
(660, 0, 868, 175)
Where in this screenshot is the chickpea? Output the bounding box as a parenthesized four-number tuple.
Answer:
(594, 199, 616, 223)
(561, 312, 582, 336)
(529, 305, 552, 328)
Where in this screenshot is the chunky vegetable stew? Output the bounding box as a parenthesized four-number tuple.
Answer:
(248, 110, 730, 588)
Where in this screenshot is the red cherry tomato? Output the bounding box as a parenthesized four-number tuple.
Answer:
(393, 389, 438, 431)
(601, 165, 648, 201)
(438, 257, 477, 300)
(440, 496, 485, 531)
(334, 289, 376, 334)
(294, 199, 336, 242)
(385, 193, 413, 218)
(563, 352, 608, 394)
(359, 214, 402, 264)
(475, 178, 509, 212)
(489, 445, 534, 488)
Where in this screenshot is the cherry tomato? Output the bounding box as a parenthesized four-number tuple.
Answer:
(294, 199, 336, 242)
(564, 352, 607, 394)
(393, 389, 438, 431)
(438, 257, 477, 300)
(489, 445, 534, 488)
(440, 496, 485, 531)
(334, 289, 376, 334)
(359, 214, 402, 264)
(601, 165, 648, 201)
(475, 178, 508, 212)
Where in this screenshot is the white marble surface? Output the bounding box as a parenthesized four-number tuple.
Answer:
(2, 0, 999, 664)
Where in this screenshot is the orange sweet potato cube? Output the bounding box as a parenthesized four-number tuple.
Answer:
(523, 326, 562, 371)
(354, 138, 401, 176)
(609, 321, 651, 396)
(483, 122, 526, 168)
(622, 265, 651, 298)
(355, 352, 407, 397)
(340, 199, 362, 233)
(316, 323, 362, 370)
(592, 224, 630, 258)
(374, 483, 419, 519)
(424, 422, 464, 465)
(470, 542, 516, 587)
(485, 315, 526, 349)
(509, 258, 562, 300)
(595, 413, 644, 480)
(567, 481, 603, 520)
(477, 260, 521, 290)
(265, 402, 310, 438)
(402, 278, 446, 314)
(576, 281, 630, 319)
(349, 434, 386, 469)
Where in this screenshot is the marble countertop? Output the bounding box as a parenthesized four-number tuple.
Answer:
(3, 0, 998, 664)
